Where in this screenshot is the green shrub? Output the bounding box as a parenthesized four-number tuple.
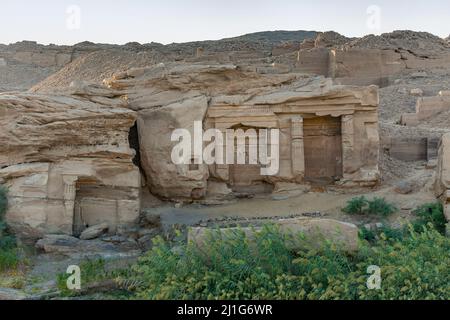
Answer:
(359, 225, 405, 243)
(57, 258, 109, 295)
(125, 224, 449, 300)
(0, 249, 20, 272)
(0, 185, 7, 220)
(343, 196, 397, 216)
(356, 225, 449, 300)
(0, 186, 19, 272)
(412, 202, 447, 235)
(0, 186, 13, 246)
(342, 196, 368, 215)
(366, 197, 398, 216)
(57, 258, 134, 298)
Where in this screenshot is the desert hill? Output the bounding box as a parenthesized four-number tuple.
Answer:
(0, 29, 447, 93)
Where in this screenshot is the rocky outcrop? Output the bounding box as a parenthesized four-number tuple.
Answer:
(0, 41, 98, 92)
(105, 63, 380, 200)
(0, 83, 141, 239)
(20, 30, 450, 95)
(346, 31, 450, 58)
(434, 133, 450, 221)
(35, 234, 140, 258)
(314, 31, 352, 48)
(30, 50, 167, 94)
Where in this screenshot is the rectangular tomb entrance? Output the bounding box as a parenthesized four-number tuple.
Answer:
(73, 177, 140, 237)
(303, 116, 343, 184)
(228, 125, 273, 194)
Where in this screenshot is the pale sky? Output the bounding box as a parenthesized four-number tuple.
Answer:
(0, 0, 449, 45)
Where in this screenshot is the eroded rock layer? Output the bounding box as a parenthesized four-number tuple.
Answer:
(0, 84, 140, 239)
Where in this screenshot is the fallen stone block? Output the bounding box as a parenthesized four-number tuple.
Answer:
(188, 218, 358, 252)
(400, 113, 419, 126)
(426, 159, 438, 169)
(80, 223, 109, 240)
(276, 218, 358, 251)
(410, 71, 428, 78)
(394, 180, 416, 194)
(35, 234, 139, 258)
(35, 234, 80, 254)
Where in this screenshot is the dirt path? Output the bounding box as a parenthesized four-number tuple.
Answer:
(155, 171, 437, 229)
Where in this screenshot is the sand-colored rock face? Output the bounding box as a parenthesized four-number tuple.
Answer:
(435, 133, 450, 221)
(106, 63, 380, 200)
(0, 83, 141, 239)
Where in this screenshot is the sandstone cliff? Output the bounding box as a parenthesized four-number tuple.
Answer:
(105, 63, 380, 200)
(0, 83, 140, 239)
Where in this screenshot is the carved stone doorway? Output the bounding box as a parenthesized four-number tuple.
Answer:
(303, 116, 343, 184)
(228, 125, 273, 194)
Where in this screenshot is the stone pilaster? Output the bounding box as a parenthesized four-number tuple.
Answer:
(341, 115, 355, 176)
(291, 117, 305, 178)
(62, 175, 78, 234)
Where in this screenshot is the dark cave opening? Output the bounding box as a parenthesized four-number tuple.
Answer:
(128, 122, 142, 168)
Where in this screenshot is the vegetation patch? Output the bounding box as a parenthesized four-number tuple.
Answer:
(412, 202, 447, 234)
(50, 202, 450, 300)
(0, 186, 21, 272)
(81, 223, 448, 300)
(359, 225, 405, 243)
(342, 196, 397, 216)
(57, 258, 135, 299)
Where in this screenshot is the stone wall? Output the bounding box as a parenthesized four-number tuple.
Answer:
(295, 48, 450, 87)
(401, 91, 450, 126)
(294, 48, 329, 76)
(383, 137, 440, 162)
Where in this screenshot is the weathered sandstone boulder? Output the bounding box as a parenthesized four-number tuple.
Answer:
(188, 218, 359, 252)
(35, 234, 141, 258)
(35, 234, 80, 254)
(79, 223, 109, 240)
